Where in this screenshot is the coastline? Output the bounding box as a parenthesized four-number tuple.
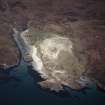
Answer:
(7, 31, 22, 69)
(20, 29, 48, 78)
(2, 28, 104, 93)
(9, 27, 105, 93)
(18, 28, 92, 92)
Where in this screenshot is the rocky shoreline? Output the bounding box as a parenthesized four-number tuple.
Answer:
(0, 27, 104, 93)
(17, 28, 93, 92)
(0, 0, 104, 93)
(19, 27, 105, 92)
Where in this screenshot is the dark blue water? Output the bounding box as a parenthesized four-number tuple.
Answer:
(0, 62, 105, 105)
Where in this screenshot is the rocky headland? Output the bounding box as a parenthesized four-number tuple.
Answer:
(0, 0, 105, 91)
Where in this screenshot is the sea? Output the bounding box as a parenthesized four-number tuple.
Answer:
(0, 60, 105, 105)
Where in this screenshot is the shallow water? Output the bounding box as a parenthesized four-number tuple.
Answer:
(0, 61, 105, 105)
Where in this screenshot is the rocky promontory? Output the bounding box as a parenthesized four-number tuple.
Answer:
(0, 0, 105, 92)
